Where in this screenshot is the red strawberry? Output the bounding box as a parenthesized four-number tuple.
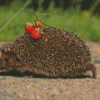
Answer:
(30, 27, 41, 39)
(35, 19, 43, 28)
(33, 25, 39, 29)
(25, 23, 33, 33)
(38, 21, 43, 28)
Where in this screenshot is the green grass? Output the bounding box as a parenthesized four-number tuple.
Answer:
(0, 0, 100, 41)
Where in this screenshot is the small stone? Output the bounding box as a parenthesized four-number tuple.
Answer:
(36, 96, 40, 100)
(87, 80, 89, 82)
(50, 89, 59, 95)
(48, 97, 57, 100)
(17, 93, 24, 99)
(30, 95, 34, 99)
(92, 87, 98, 89)
(94, 60, 100, 64)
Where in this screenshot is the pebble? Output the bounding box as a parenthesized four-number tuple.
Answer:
(36, 96, 40, 100)
(94, 60, 100, 64)
(17, 93, 24, 99)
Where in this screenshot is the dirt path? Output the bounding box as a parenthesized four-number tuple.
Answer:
(0, 41, 100, 100)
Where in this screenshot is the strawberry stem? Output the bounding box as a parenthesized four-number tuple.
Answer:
(26, 13, 57, 29)
(42, 22, 56, 29)
(35, 13, 57, 28)
(37, 13, 57, 16)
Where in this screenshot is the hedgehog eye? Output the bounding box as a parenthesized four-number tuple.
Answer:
(4, 58, 9, 62)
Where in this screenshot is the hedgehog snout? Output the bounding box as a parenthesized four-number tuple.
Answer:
(0, 51, 10, 70)
(0, 51, 1, 58)
(0, 57, 7, 70)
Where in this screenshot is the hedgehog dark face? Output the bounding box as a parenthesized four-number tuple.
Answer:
(0, 50, 21, 71)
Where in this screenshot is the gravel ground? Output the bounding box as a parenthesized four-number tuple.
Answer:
(0, 41, 100, 100)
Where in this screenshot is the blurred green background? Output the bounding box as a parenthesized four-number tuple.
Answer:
(0, 0, 100, 41)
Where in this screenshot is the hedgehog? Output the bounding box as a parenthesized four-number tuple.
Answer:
(0, 27, 96, 78)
